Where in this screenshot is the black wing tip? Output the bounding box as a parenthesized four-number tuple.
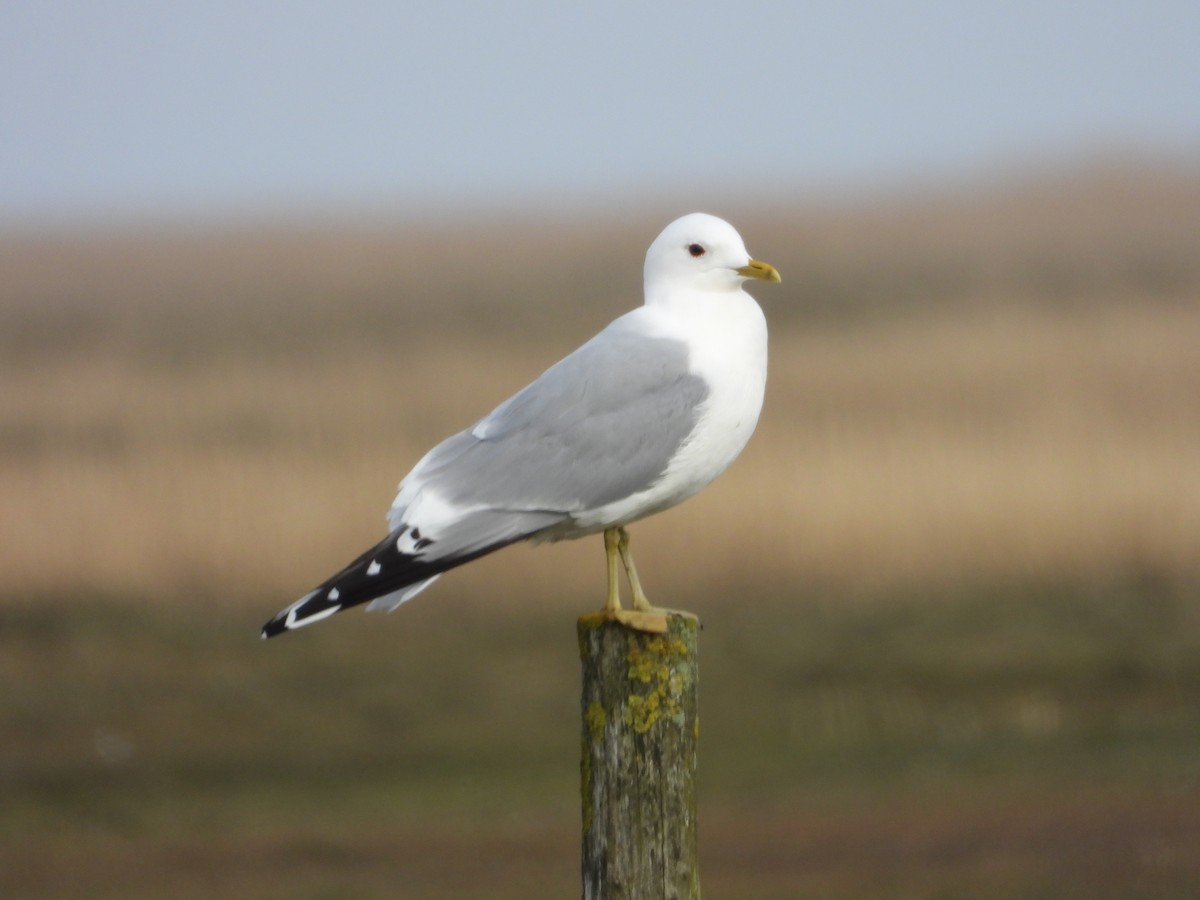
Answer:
(258, 523, 493, 641)
(259, 588, 331, 640)
(260, 618, 287, 640)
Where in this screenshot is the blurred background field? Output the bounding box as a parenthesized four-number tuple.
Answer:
(5, 3, 1200, 895)
(3, 162, 1199, 898)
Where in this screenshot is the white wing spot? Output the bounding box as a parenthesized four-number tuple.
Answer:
(367, 560, 382, 576)
(328, 587, 340, 601)
(286, 604, 340, 630)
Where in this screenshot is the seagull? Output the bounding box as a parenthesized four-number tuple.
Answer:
(261, 213, 780, 638)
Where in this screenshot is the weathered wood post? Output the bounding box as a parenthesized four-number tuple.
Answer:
(578, 612, 700, 900)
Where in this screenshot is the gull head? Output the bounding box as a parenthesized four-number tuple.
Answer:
(643, 213, 781, 304)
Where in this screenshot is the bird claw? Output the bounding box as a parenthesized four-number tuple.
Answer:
(610, 608, 670, 634)
(582, 607, 699, 634)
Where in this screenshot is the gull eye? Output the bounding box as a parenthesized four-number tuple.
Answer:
(687, 243, 705, 258)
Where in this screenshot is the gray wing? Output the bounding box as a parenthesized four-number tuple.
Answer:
(409, 314, 709, 514)
(261, 315, 710, 637)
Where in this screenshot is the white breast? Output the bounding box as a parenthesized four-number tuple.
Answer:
(570, 288, 768, 531)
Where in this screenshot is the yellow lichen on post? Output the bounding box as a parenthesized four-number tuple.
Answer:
(624, 635, 692, 733)
(585, 701, 608, 741)
(578, 613, 700, 900)
(580, 700, 610, 835)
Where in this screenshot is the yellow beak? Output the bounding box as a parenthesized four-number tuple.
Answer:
(736, 259, 782, 283)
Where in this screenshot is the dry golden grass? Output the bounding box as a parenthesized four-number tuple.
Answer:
(2, 164, 1199, 609)
(5, 168, 1200, 898)
(749, 302, 1200, 592)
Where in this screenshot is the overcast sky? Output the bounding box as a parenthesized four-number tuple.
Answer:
(2, 1, 1197, 223)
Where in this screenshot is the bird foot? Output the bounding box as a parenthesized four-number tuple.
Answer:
(581, 607, 699, 634)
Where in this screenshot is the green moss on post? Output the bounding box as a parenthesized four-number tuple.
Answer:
(578, 613, 700, 900)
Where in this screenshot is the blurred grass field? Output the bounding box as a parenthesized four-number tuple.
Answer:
(2, 163, 1199, 897)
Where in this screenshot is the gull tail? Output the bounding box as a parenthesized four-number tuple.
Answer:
(260, 510, 562, 638)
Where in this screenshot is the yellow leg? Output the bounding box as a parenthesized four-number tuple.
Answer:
(616, 526, 653, 611)
(618, 527, 698, 627)
(580, 526, 670, 634)
(603, 527, 622, 614)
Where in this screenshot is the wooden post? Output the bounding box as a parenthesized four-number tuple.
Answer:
(578, 613, 700, 900)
